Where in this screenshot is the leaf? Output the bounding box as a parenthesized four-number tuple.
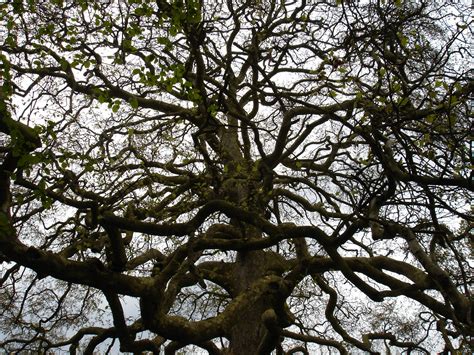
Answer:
(129, 97, 139, 109)
(425, 115, 436, 124)
(448, 115, 457, 126)
(398, 97, 409, 106)
(338, 66, 347, 74)
(111, 101, 121, 112)
(392, 82, 401, 92)
(84, 161, 94, 172)
(59, 58, 69, 71)
(98, 93, 108, 104)
(399, 34, 408, 48)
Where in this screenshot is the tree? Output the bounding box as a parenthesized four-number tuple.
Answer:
(0, 0, 472, 353)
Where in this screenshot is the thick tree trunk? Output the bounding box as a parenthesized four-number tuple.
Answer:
(226, 250, 288, 355)
(227, 302, 268, 355)
(227, 251, 268, 354)
(217, 124, 285, 354)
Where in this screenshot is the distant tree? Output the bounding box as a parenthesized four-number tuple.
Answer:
(0, 0, 472, 353)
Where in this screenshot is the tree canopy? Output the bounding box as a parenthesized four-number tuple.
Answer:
(0, 0, 472, 353)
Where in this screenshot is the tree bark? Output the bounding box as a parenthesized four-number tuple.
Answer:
(227, 251, 268, 354)
(226, 250, 289, 354)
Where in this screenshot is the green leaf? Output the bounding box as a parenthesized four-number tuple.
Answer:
(98, 93, 108, 104)
(398, 33, 408, 48)
(398, 97, 409, 106)
(11, 0, 25, 14)
(425, 115, 436, 124)
(59, 58, 69, 71)
(449, 95, 459, 106)
(448, 115, 457, 126)
(84, 161, 94, 172)
(111, 101, 121, 112)
(129, 97, 139, 109)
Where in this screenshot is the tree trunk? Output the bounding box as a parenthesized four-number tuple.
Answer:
(227, 251, 267, 354)
(226, 250, 289, 355)
(218, 123, 284, 354)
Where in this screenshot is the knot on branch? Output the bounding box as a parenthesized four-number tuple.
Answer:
(258, 308, 283, 355)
